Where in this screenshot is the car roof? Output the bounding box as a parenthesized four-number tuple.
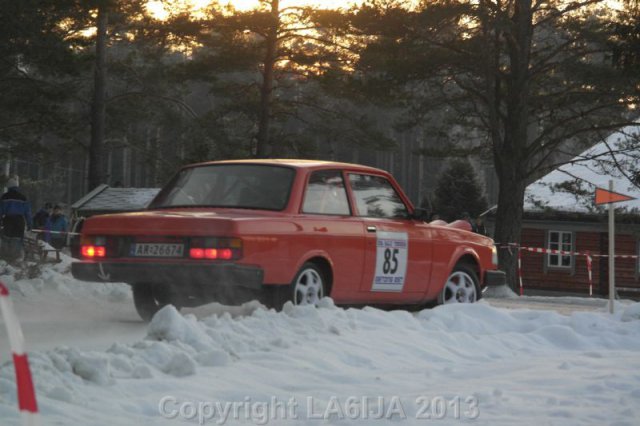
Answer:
(186, 159, 387, 174)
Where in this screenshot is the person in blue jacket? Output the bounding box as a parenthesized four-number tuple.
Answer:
(0, 177, 33, 260)
(33, 202, 53, 230)
(45, 205, 68, 250)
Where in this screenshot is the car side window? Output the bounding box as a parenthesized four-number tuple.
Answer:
(302, 170, 351, 215)
(348, 174, 409, 219)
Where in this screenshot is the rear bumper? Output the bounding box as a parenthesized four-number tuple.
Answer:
(484, 270, 506, 287)
(71, 261, 264, 291)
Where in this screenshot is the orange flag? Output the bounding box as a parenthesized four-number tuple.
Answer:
(594, 187, 635, 205)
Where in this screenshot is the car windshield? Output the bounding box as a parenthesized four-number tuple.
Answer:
(149, 164, 296, 211)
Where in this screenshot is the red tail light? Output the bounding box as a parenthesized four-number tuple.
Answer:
(219, 248, 232, 260)
(189, 239, 241, 260)
(189, 248, 205, 259)
(82, 245, 106, 258)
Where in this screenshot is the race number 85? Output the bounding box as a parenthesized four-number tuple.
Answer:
(383, 248, 399, 274)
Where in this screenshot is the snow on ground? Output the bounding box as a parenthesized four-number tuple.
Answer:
(1, 260, 640, 425)
(0, 255, 143, 353)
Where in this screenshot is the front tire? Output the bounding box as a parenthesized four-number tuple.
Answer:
(437, 265, 480, 305)
(131, 283, 177, 321)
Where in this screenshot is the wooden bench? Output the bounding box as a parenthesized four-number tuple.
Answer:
(23, 236, 62, 263)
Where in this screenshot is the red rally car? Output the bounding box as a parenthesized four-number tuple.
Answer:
(72, 160, 505, 320)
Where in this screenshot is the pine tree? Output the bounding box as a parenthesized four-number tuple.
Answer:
(0, 0, 79, 155)
(159, 2, 385, 158)
(432, 160, 488, 222)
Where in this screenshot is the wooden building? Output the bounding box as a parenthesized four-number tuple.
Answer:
(519, 212, 639, 296)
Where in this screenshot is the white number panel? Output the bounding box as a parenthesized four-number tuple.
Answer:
(372, 231, 408, 292)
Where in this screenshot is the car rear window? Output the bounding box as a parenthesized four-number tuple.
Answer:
(150, 164, 295, 211)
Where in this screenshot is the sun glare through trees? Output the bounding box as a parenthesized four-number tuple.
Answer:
(145, 0, 359, 18)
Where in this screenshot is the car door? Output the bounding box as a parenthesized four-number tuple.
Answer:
(295, 169, 366, 303)
(347, 173, 433, 303)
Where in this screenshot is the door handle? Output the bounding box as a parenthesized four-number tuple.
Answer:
(367, 226, 377, 233)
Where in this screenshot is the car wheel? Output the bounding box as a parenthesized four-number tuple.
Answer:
(270, 263, 326, 309)
(438, 265, 479, 305)
(131, 283, 177, 321)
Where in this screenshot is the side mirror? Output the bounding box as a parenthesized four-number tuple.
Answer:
(410, 207, 430, 221)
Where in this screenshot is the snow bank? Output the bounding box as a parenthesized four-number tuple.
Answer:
(1, 295, 640, 425)
(482, 284, 518, 299)
(621, 302, 640, 322)
(1, 258, 639, 424)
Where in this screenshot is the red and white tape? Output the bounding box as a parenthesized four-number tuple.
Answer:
(498, 243, 638, 297)
(520, 246, 583, 256)
(594, 253, 639, 259)
(0, 282, 39, 426)
(500, 244, 639, 259)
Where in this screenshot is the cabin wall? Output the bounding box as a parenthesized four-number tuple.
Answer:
(520, 224, 640, 296)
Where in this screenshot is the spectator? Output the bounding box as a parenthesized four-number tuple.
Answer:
(0, 177, 33, 261)
(45, 205, 68, 250)
(461, 211, 473, 227)
(473, 216, 487, 235)
(33, 202, 53, 230)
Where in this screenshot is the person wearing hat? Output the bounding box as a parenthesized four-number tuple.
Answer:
(0, 176, 33, 260)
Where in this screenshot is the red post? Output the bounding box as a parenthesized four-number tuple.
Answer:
(0, 281, 40, 425)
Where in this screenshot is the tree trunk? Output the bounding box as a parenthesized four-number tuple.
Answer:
(493, 168, 527, 290)
(255, 0, 279, 158)
(88, 5, 108, 190)
(492, 0, 534, 291)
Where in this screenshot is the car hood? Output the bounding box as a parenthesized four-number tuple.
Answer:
(82, 208, 281, 236)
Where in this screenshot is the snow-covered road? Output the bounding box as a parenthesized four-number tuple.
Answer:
(1, 256, 639, 425)
(0, 259, 144, 354)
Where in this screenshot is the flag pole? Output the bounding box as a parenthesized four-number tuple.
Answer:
(608, 180, 615, 314)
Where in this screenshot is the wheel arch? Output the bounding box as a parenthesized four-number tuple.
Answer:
(454, 252, 481, 280)
(438, 250, 482, 305)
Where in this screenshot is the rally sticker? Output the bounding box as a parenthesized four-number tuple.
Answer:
(372, 231, 408, 292)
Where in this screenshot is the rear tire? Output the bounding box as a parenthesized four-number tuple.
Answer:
(131, 283, 177, 321)
(437, 264, 480, 305)
(268, 263, 327, 310)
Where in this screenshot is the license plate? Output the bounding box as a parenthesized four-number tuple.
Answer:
(130, 243, 184, 257)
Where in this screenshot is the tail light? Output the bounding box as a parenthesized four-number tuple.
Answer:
(81, 236, 107, 258)
(81, 245, 106, 258)
(189, 238, 241, 260)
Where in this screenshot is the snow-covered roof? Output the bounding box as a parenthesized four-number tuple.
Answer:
(525, 124, 640, 214)
(72, 184, 160, 214)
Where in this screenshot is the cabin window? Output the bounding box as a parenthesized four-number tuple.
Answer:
(547, 231, 573, 268)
